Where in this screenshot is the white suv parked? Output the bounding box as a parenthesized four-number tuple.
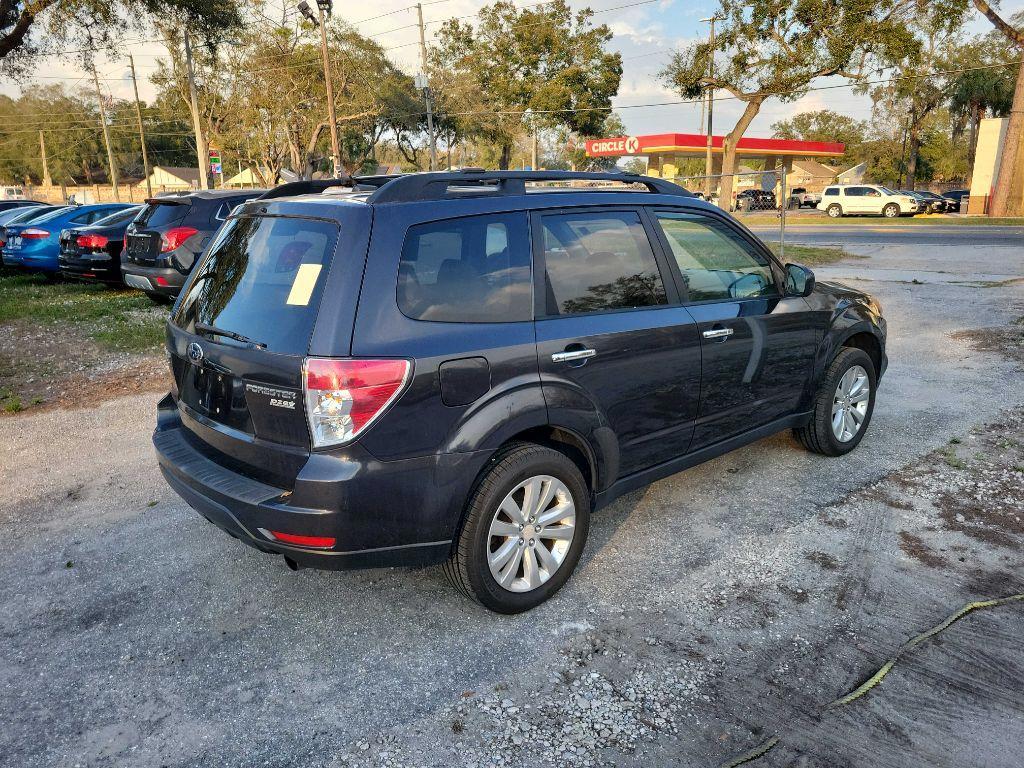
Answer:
(820, 185, 919, 218)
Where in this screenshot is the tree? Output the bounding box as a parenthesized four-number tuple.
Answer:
(431, 0, 621, 169)
(771, 110, 869, 166)
(969, 2, 1024, 215)
(946, 39, 1014, 168)
(660, 0, 919, 205)
(0, 1, 238, 72)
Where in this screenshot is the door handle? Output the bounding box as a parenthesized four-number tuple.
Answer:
(552, 348, 596, 363)
(702, 327, 734, 340)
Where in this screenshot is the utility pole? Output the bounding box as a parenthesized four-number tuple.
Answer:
(416, 3, 438, 170)
(129, 55, 153, 199)
(91, 63, 120, 202)
(39, 131, 51, 187)
(700, 15, 718, 199)
(531, 129, 538, 171)
(183, 31, 209, 190)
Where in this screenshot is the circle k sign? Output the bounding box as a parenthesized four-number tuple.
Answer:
(585, 135, 643, 156)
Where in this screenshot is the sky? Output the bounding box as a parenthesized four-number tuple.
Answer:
(5, 0, 1023, 143)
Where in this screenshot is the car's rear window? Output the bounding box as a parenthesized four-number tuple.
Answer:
(94, 207, 141, 227)
(137, 201, 190, 228)
(172, 215, 339, 354)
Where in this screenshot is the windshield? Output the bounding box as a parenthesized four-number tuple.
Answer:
(31, 206, 77, 224)
(94, 207, 142, 227)
(172, 215, 339, 354)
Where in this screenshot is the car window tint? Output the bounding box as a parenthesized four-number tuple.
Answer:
(540, 211, 666, 316)
(398, 212, 532, 322)
(824, 188, 838, 196)
(653, 212, 778, 302)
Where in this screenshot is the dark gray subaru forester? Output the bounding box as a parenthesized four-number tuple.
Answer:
(154, 170, 887, 613)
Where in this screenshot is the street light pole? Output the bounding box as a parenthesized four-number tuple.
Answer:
(700, 15, 718, 200)
(300, 0, 343, 178)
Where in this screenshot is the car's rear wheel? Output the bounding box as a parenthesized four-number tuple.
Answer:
(883, 203, 900, 218)
(443, 443, 590, 613)
(145, 291, 172, 305)
(826, 204, 843, 218)
(794, 347, 876, 456)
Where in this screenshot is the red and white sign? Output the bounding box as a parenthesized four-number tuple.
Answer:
(585, 136, 641, 156)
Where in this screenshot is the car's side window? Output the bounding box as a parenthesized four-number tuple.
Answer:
(652, 212, 778, 303)
(398, 212, 532, 323)
(539, 210, 667, 316)
(824, 187, 838, 196)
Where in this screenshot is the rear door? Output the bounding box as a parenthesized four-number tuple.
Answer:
(168, 212, 349, 487)
(648, 209, 822, 450)
(126, 199, 191, 263)
(533, 208, 701, 477)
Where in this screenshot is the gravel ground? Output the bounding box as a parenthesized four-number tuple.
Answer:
(1, 236, 1023, 767)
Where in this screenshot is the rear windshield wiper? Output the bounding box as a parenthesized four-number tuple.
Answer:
(193, 322, 267, 349)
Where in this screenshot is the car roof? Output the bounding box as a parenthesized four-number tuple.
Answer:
(149, 189, 267, 202)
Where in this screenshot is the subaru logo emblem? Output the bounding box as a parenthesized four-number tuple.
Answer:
(187, 341, 204, 363)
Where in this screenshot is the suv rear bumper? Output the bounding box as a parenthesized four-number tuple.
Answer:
(121, 262, 186, 295)
(153, 395, 481, 570)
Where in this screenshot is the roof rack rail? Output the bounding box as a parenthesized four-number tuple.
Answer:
(365, 170, 691, 204)
(255, 174, 401, 201)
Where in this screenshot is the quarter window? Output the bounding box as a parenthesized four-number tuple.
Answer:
(824, 187, 838, 196)
(540, 211, 667, 316)
(398, 212, 532, 322)
(653, 212, 778, 302)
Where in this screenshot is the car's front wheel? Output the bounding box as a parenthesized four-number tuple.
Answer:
(826, 204, 843, 218)
(444, 443, 590, 613)
(883, 203, 900, 218)
(794, 347, 876, 456)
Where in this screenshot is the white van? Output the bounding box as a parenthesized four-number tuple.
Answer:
(1, 186, 25, 200)
(819, 185, 920, 218)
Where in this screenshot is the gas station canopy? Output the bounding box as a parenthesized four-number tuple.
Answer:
(584, 133, 845, 159)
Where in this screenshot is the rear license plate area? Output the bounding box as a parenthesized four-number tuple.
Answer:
(189, 364, 234, 418)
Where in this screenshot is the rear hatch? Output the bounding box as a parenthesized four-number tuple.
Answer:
(167, 205, 368, 488)
(126, 199, 190, 263)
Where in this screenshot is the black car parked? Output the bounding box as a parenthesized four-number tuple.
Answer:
(942, 189, 969, 213)
(122, 190, 266, 301)
(154, 171, 887, 613)
(59, 206, 142, 284)
(735, 189, 777, 211)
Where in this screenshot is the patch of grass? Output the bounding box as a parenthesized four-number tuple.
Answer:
(2, 393, 22, 413)
(766, 242, 859, 267)
(0, 272, 165, 353)
(949, 437, 962, 445)
(940, 446, 967, 469)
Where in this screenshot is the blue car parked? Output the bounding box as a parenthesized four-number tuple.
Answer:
(2, 203, 136, 276)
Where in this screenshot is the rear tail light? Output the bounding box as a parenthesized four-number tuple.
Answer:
(259, 529, 336, 549)
(303, 358, 411, 448)
(21, 228, 50, 239)
(77, 234, 109, 250)
(160, 226, 198, 252)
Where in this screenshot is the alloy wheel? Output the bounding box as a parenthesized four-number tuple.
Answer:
(832, 364, 870, 442)
(486, 475, 576, 593)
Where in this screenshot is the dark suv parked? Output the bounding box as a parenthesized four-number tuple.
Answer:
(154, 171, 887, 613)
(122, 190, 265, 301)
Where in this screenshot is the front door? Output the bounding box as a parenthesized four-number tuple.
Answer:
(534, 208, 701, 477)
(648, 209, 822, 451)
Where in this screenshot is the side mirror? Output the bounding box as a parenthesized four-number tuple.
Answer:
(785, 263, 815, 297)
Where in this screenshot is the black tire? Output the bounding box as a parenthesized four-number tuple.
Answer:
(794, 347, 877, 457)
(826, 204, 843, 218)
(883, 203, 900, 218)
(145, 291, 172, 305)
(443, 442, 590, 613)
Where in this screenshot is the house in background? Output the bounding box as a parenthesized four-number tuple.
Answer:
(787, 159, 837, 191)
(224, 167, 271, 188)
(138, 166, 200, 193)
(836, 162, 867, 185)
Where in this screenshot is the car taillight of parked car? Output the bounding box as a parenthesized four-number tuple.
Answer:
(21, 228, 50, 239)
(303, 358, 411, 448)
(160, 226, 199, 253)
(77, 234, 109, 250)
